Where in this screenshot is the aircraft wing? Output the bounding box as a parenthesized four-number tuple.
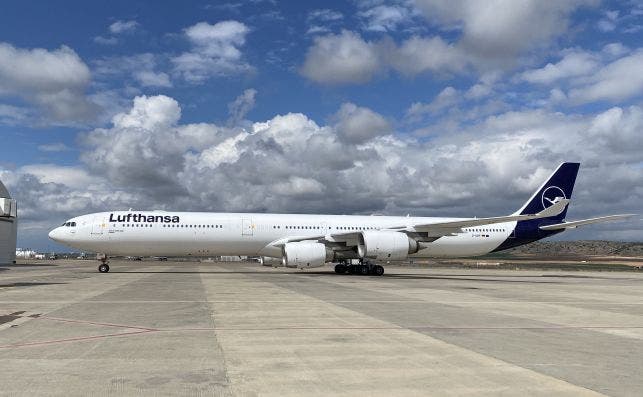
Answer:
(539, 214, 636, 230)
(271, 231, 362, 246)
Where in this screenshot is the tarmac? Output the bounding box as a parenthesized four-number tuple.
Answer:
(1, 259, 643, 396)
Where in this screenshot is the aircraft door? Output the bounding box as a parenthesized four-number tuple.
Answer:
(91, 215, 105, 236)
(241, 218, 254, 236)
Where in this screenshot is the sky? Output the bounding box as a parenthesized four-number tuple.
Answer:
(0, 0, 641, 252)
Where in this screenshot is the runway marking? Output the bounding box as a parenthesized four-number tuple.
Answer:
(0, 311, 42, 331)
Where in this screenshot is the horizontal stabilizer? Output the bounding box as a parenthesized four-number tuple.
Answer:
(534, 198, 570, 218)
(539, 214, 636, 230)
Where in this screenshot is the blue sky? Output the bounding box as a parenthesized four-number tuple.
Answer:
(0, 0, 641, 251)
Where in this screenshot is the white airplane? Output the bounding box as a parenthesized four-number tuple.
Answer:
(49, 162, 633, 274)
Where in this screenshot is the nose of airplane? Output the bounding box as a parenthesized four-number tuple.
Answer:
(48, 227, 61, 242)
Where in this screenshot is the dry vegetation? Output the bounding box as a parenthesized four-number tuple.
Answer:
(502, 240, 643, 257)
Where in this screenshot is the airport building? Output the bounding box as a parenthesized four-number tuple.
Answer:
(15, 248, 36, 259)
(0, 179, 17, 264)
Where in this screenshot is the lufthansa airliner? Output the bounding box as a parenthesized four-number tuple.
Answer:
(49, 163, 633, 274)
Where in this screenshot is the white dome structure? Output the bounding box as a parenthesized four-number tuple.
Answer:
(0, 179, 17, 265)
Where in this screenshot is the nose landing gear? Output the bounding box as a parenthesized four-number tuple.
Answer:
(97, 253, 110, 273)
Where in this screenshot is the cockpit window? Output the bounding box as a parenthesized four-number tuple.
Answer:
(62, 222, 77, 227)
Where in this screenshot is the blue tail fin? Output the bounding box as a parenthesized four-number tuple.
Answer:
(513, 162, 580, 221)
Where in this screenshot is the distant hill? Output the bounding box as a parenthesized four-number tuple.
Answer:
(501, 240, 643, 257)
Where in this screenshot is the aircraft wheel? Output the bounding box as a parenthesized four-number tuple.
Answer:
(98, 264, 110, 273)
(373, 265, 384, 276)
(359, 265, 369, 275)
(334, 264, 346, 274)
(347, 265, 355, 274)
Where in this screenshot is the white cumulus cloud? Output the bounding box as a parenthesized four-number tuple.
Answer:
(333, 102, 391, 143)
(227, 88, 257, 126)
(358, 4, 413, 32)
(413, 0, 597, 61)
(300, 30, 381, 84)
(521, 50, 600, 85)
(0, 42, 97, 123)
(172, 20, 253, 83)
(569, 50, 643, 104)
(109, 20, 139, 34)
(94, 53, 172, 88)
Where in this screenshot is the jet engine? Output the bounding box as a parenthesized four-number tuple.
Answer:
(358, 231, 418, 260)
(259, 256, 283, 267)
(282, 242, 332, 269)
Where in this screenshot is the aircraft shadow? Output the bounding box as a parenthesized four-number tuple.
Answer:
(2, 263, 59, 267)
(380, 274, 562, 283)
(0, 282, 66, 288)
(110, 270, 563, 283)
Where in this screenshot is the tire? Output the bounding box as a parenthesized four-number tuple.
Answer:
(334, 264, 346, 274)
(347, 265, 355, 274)
(359, 265, 369, 275)
(98, 264, 110, 273)
(373, 265, 384, 276)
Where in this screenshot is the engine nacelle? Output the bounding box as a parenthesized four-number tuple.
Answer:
(282, 242, 332, 269)
(358, 231, 418, 261)
(259, 256, 283, 267)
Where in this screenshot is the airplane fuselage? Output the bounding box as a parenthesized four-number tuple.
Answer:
(50, 211, 534, 259)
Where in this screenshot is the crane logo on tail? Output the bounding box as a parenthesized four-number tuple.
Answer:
(541, 186, 567, 209)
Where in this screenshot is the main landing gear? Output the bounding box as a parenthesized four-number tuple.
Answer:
(97, 253, 110, 273)
(334, 260, 384, 276)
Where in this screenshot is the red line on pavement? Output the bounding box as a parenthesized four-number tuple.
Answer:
(38, 316, 157, 331)
(0, 329, 154, 349)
